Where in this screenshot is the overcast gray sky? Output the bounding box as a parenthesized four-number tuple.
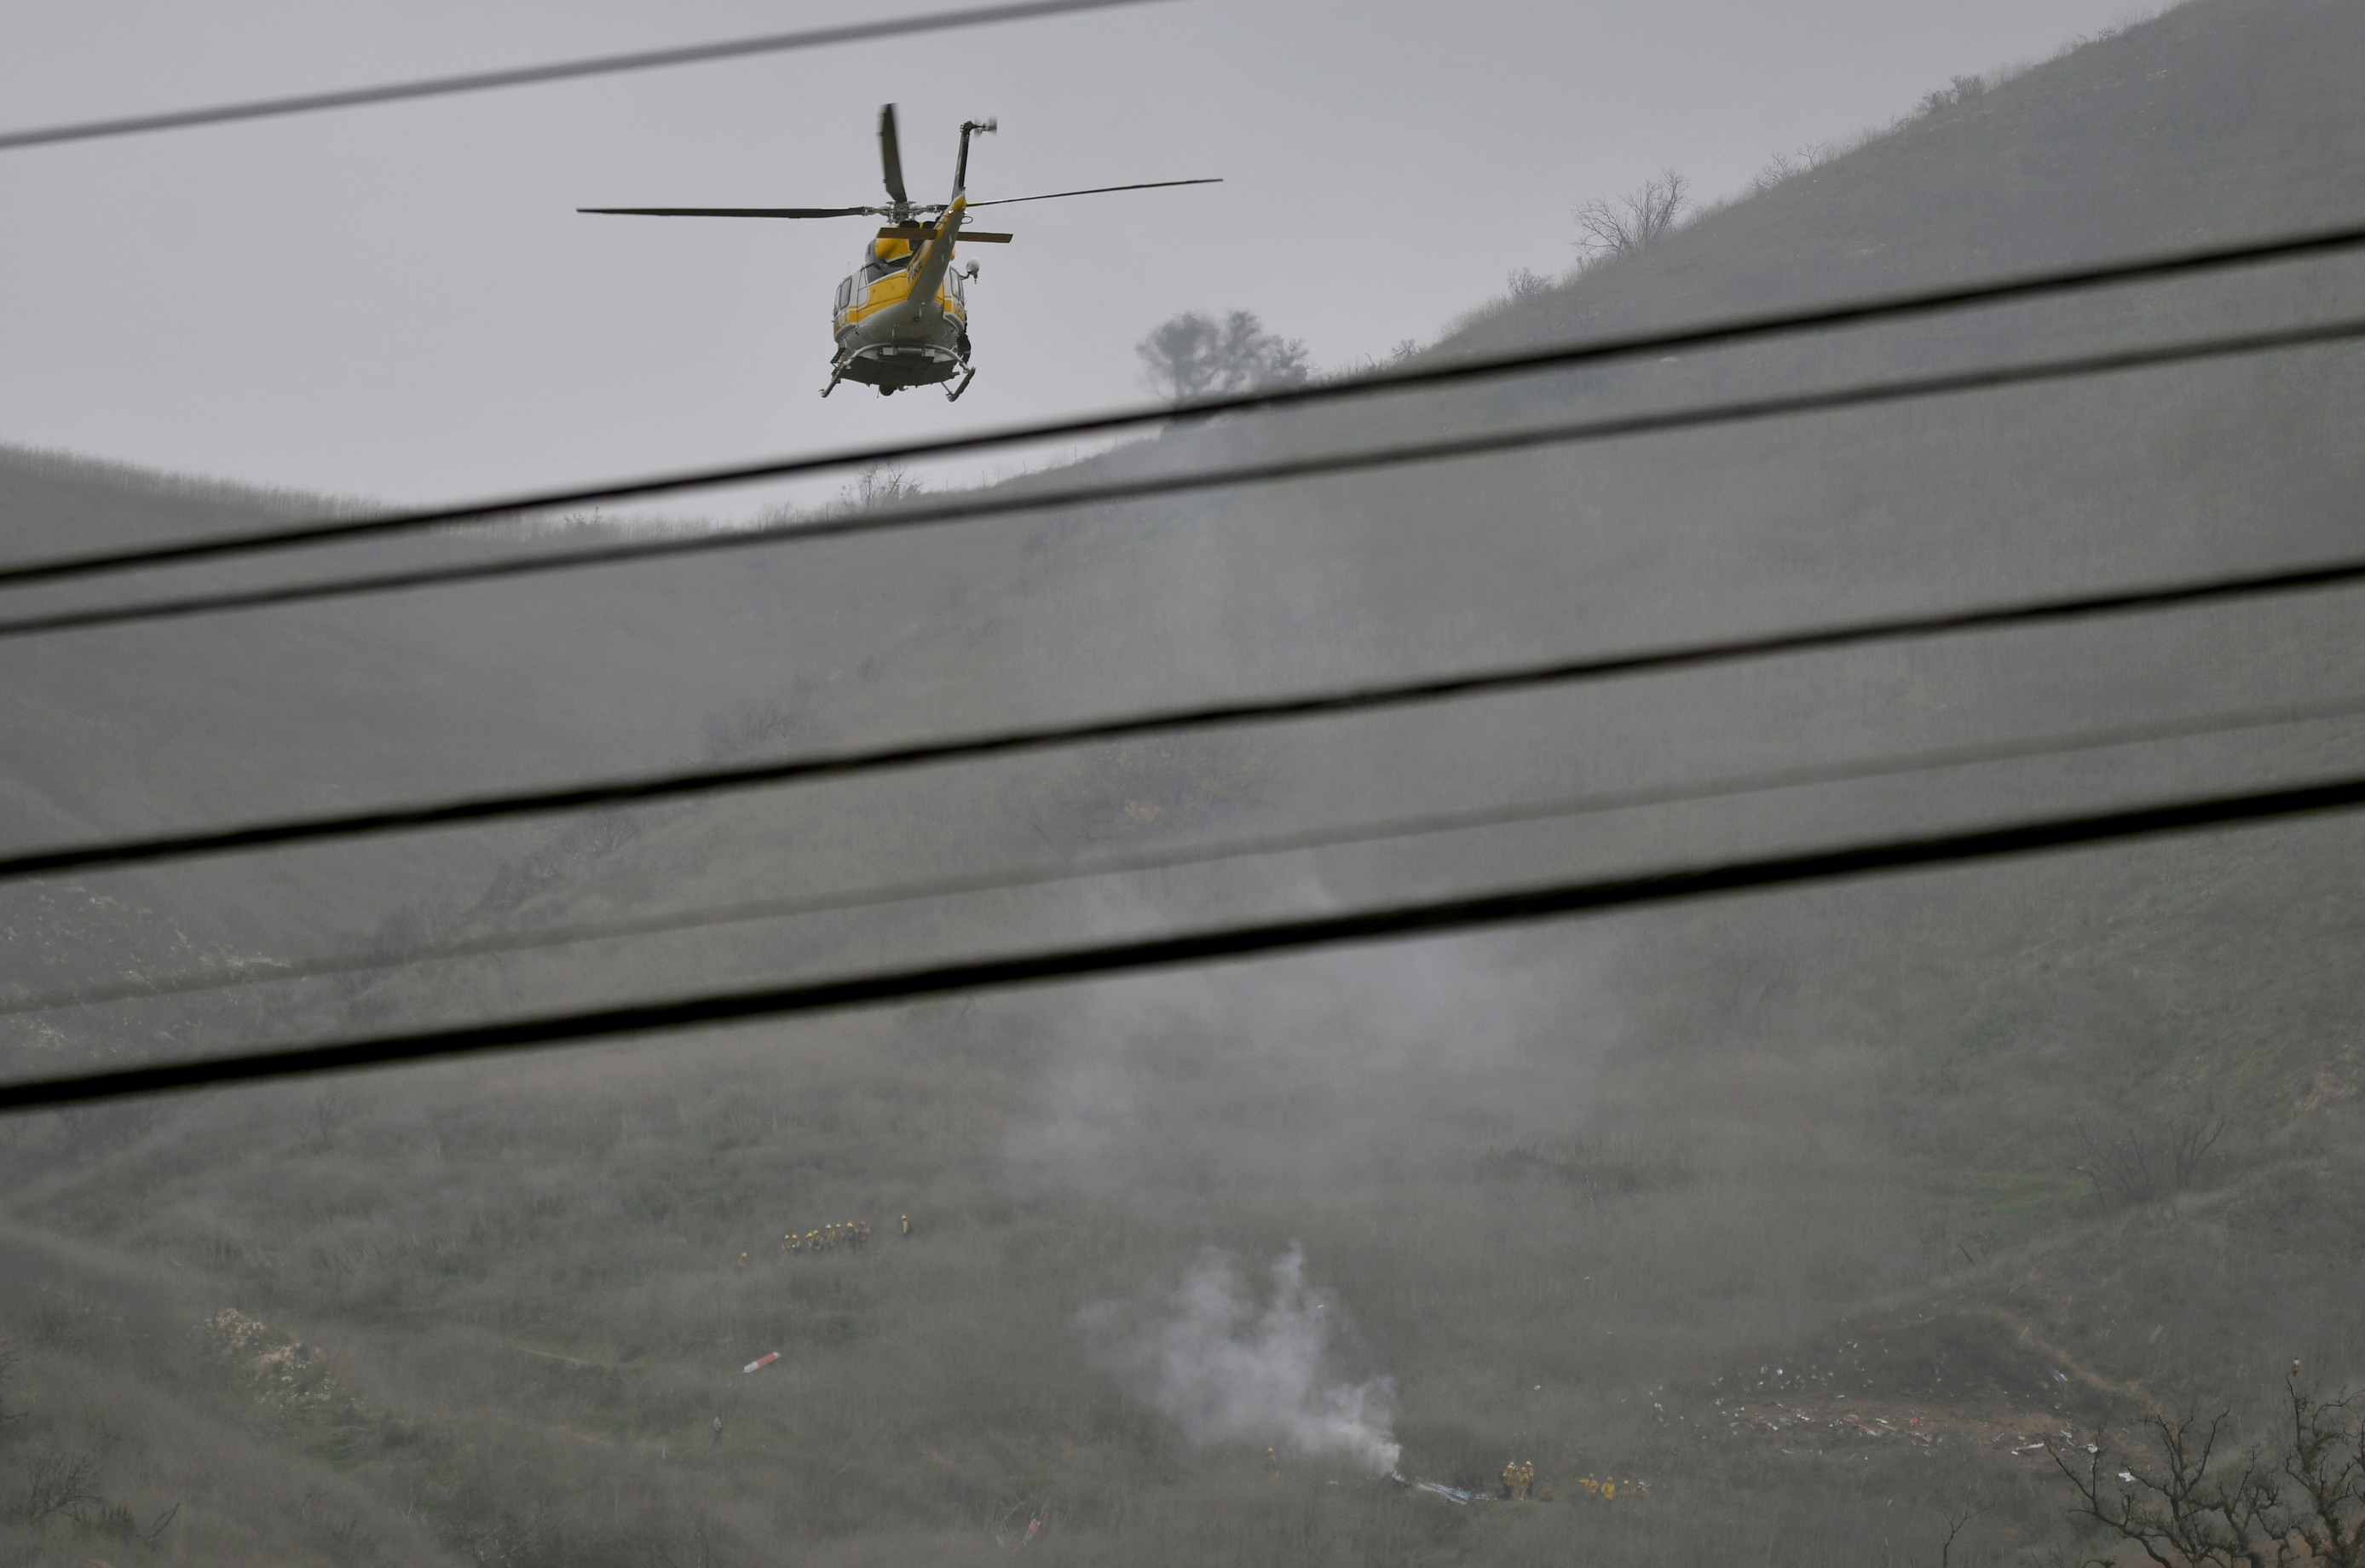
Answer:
(0, 0, 2156, 507)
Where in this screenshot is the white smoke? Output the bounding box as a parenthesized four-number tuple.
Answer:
(1001, 923, 1603, 1202)
(1094, 1244, 1400, 1474)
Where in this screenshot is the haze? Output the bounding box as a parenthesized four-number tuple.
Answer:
(0, 0, 2146, 500)
(6, 3, 2365, 1565)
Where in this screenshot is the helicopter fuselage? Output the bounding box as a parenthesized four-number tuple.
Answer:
(829, 199, 976, 394)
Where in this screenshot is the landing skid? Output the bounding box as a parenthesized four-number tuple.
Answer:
(820, 351, 966, 401)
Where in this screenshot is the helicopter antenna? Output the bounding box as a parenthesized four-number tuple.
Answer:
(954, 117, 997, 198)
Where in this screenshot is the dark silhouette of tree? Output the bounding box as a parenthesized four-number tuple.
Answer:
(1573, 170, 1689, 264)
(14, 1448, 101, 1525)
(2051, 1369, 2365, 1567)
(2072, 1106, 2228, 1205)
(1752, 141, 1836, 193)
(1503, 268, 1552, 301)
(1919, 74, 1988, 115)
(840, 463, 923, 512)
(1135, 310, 1311, 405)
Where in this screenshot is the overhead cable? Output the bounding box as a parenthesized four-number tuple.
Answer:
(3, 551, 2362, 885)
(6, 770, 2364, 1112)
(11, 216, 2365, 598)
(0, 0, 1172, 153)
(12, 312, 2365, 643)
(10, 690, 2362, 1017)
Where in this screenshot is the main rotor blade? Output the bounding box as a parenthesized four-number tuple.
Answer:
(877, 227, 1012, 242)
(964, 176, 1220, 208)
(879, 103, 909, 206)
(580, 206, 872, 217)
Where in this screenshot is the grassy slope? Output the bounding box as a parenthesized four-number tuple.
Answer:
(8, 3, 2365, 1563)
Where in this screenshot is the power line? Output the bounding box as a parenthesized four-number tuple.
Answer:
(11, 216, 2365, 598)
(5, 550, 2361, 885)
(7, 770, 2362, 1112)
(0, 0, 1173, 153)
(10, 689, 2362, 1018)
(10, 311, 2365, 644)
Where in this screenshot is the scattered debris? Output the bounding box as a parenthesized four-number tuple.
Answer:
(782, 1220, 872, 1255)
(192, 1309, 366, 1426)
(742, 1351, 780, 1374)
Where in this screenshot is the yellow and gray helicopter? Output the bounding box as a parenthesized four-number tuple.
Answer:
(581, 105, 1219, 401)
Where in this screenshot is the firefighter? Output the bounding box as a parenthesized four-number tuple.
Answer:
(855, 1219, 871, 1248)
(783, 1232, 799, 1254)
(1266, 1446, 1278, 1478)
(712, 1415, 724, 1444)
(1519, 1461, 1535, 1500)
(900, 1213, 912, 1237)
(737, 1251, 749, 1269)
(1503, 1460, 1520, 1499)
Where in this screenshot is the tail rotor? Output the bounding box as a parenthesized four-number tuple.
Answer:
(954, 118, 997, 199)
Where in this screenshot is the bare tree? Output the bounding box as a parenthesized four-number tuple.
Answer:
(839, 463, 924, 513)
(1918, 74, 1988, 116)
(1135, 310, 1311, 405)
(2051, 1372, 2365, 1568)
(1573, 170, 1689, 265)
(13, 1448, 101, 1524)
(1752, 141, 1837, 193)
(1937, 1505, 1978, 1568)
(2073, 1108, 2227, 1206)
(307, 1087, 357, 1152)
(1344, 338, 1426, 377)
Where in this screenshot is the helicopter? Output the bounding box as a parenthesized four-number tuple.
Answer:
(580, 105, 1220, 402)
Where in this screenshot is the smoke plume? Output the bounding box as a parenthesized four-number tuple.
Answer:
(1095, 1244, 1400, 1473)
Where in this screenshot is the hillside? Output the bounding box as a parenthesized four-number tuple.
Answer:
(6, 3, 2365, 1564)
